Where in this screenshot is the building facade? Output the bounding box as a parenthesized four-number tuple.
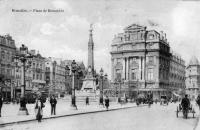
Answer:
(110, 24, 185, 100)
(13, 50, 46, 98)
(185, 56, 200, 99)
(0, 34, 16, 100)
(169, 52, 185, 97)
(45, 57, 66, 97)
(29, 50, 46, 91)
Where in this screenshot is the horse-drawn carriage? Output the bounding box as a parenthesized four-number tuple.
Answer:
(176, 103, 195, 118)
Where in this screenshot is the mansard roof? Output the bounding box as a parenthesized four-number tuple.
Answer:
(124, 24, 146, 32)
(188, 56, 199, 66)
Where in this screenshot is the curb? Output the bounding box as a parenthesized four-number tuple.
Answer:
(0, 104, 146, 127)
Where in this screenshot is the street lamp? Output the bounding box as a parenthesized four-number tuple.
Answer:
(14, 44, 33, 115)
(71, 60, 77, 109)
(99, 68, 104, 105)
(65, 65, 70, 94)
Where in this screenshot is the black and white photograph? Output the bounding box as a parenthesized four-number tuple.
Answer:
(0, 0, 200, 129)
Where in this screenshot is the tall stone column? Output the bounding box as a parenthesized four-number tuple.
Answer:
(88, 24, 94, 76)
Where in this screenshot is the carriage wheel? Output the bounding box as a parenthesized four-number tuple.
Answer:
(193, 112, 195, 118)
(176, 107, 179, 117)
(192, 109, 195, 118)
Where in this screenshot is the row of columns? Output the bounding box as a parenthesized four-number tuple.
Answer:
(112, 56, 146, 81)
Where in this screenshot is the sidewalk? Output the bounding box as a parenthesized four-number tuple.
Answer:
(194, 107, 200, 130)
(0, 100, 141, 126)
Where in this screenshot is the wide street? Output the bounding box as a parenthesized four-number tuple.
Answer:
(1, 102, 199, 130)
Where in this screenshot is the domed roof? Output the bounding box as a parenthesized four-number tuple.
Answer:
(189, 56, 199, 66)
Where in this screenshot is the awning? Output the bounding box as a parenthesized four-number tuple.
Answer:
(172, 92, 181, 97)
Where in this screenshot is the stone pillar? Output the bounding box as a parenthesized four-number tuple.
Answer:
(139, 56, 142, 80)
(126, 57, 129, 80)
(142, 56, 145, 80)
(122, 58, 126, 79)
(111, 58, 114, 82)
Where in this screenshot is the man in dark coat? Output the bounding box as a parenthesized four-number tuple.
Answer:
(181, 94, 190, 118)
(0, 95, 3, 117)
(86, 96, 89, 105)
(196, 94, 200, 110)
(105, 96, 109, 111)
(50, 95, 57, 115)
(181, 95, 190, 109)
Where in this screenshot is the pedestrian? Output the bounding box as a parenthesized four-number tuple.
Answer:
(86, 96, 89, 105)
(50, 95, 57, 115)
(35, 98, 45, 122)
(181, 94, 190, 118)
(105, 96, 109, 111)
(196, 94, 200, 111)
(0, 94, 3, 117)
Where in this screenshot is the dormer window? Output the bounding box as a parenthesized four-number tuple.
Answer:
(149, 34, 154, 40)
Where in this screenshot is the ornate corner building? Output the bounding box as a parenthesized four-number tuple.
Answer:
(185, 56, 200, 99)
(0, 34, 16, 100)
(110, 24, 185, 100)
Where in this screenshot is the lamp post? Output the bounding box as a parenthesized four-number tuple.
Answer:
(65, 65, 70, 94)
(99, 68, 104, 105)
(118, 78, 124, 103)
(14, 44, 33, 115)
(71, 60, 77, 109)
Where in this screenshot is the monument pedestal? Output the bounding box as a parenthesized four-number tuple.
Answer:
(81, 77, 96, 92)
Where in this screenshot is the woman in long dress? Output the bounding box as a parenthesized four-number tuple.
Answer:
(35, 98, 44, 122)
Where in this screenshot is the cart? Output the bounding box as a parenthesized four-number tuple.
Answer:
(176, 104, 195, 118)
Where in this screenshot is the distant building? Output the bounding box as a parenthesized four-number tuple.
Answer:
(45, 58, 86, 97)
(110, 24, 185, 100)
(63, 60, 86, 91)
(0, 34, 16, 100)
(185, 56, 200, 99)
(45, 57, 66, 97)
(169, 52, 185, 97)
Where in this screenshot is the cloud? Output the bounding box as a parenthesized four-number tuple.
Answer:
(52, 0, 72, 12)
(40, 23, 57, 35)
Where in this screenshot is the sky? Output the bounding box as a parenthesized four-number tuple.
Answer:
(0, 0, 200, 78)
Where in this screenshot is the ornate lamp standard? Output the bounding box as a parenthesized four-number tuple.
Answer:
(14, 44, 33, 115)
(71, 60, 77, 109)
(99, 68, 104, 105)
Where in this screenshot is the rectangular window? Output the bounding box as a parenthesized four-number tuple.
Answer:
(147, 68, 154, 80)
(148, 56, 154, 64)
(116, 69, 121, 81)
(131, 69, 137, 80)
